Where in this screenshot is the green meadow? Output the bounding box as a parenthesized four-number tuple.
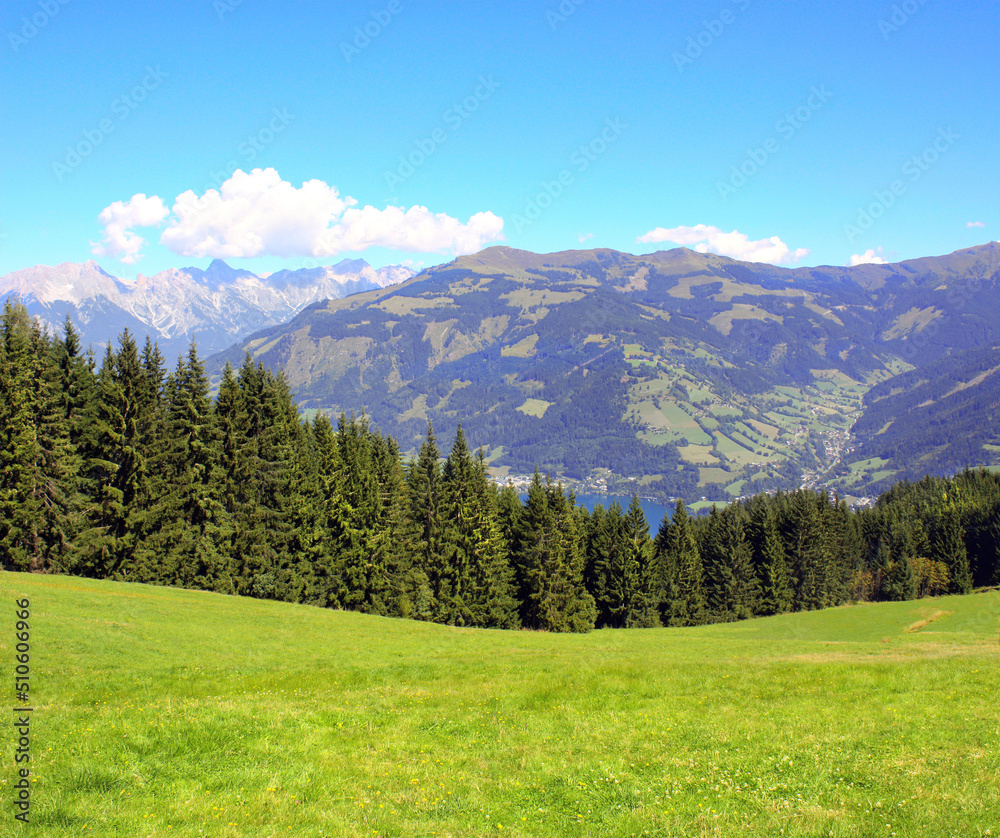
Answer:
(2, 572, 998, 837)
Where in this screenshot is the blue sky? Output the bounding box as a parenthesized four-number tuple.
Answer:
(1, 0, 997, 278)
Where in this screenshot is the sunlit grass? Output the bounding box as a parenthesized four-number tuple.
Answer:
(1, 572, 997, 837)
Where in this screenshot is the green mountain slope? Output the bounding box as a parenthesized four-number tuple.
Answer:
(208, 242, 1000, 500)
(2, 570, 997, 837)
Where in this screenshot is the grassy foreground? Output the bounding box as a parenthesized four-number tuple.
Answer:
(1, 572, 997, 837)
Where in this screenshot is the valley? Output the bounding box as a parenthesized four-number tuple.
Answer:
(209, 241, 1000, 503)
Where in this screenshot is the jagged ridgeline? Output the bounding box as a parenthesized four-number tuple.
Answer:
(207, 243, 1000, 500)
(2, 299, 998, 632)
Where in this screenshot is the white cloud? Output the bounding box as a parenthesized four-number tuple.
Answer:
(578, 233, 593, 244)
(94, 168, 504, 262)
(967, 220, 986, 228)
(849, 248, 887, 266)
(315, 204, 504, 257)
(636, 224, 809, 265)
(161, 168, 355, 259)
(90, 193, 169, 264)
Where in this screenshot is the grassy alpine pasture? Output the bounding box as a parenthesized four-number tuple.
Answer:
(2, 572, 998, 838)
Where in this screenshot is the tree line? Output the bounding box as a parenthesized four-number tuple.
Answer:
(2, 302, 997, 631)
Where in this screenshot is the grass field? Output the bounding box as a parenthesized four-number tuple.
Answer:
(1, 573, 998, 837)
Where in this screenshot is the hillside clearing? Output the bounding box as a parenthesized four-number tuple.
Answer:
(1, 573, 997, 837)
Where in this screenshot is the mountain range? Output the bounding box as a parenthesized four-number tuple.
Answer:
(6, 242, 999, 503)
(206, 242, 1000, 502)
(0, 257, 414, 358)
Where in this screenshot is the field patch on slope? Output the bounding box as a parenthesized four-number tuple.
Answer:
(2, 572, 997, 837)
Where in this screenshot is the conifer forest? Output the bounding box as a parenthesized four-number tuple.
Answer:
(2, 301, 998, 632)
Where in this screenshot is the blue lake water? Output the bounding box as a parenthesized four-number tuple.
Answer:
(520, 492, 673, 530)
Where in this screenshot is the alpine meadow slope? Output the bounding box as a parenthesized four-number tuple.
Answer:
(208, 242, 1000, 501)
(2, 571, 996, 837)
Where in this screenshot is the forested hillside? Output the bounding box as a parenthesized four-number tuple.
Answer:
(2, 302, 997, 632)
(209, 242, 1000, 500)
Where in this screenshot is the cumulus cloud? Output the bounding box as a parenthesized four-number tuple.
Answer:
(94, 168, 504, 262)
(967, 221, 985, 228)
(849, 248, 887, 266)
(578, 233, 593, 244)
(636, 224, 809, 265)
(90, 193, 169, 264)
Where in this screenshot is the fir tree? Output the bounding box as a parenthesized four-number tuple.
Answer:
(517, 473, 596, 632)
(75, 331, 151, 577)
(132, 343, 231, 590)
(755, 510, 793, 615)
(931, 502, 972, 594)
(702, 505, 759, 622)
(656, 500, 707, 626)
(405, 424, 448, 620)
(0, 302, 44, 571)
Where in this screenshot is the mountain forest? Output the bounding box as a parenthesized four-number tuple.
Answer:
(2, 300, 997, 631)
(210, 243, 1000, 501)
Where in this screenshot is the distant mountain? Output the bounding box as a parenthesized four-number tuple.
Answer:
(206, 242, 1000, 500)
(845, 344, 1000, 494)
(0, 258, 415, 359)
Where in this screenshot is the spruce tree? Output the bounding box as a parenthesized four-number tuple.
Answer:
(703, 505, 759, 622)
(132, 343, 231, 590)
(75, 331, 151, 578)
(620, 495, 659, 627)
(656, 500, 707, 626)
(756, 510, 793, 615)
(931, 502, 972, 594)
(517, 473, 595, 632)
(586, 501, 624, 627)
(0, 302, 44, 571)
(405, 424, 448, 620)
(330, 413, 394, 614)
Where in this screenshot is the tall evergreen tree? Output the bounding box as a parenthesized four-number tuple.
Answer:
(747, 502, 793, 615)
(781, 491, 829, 611)
(440, 435, 519, 628)
(132, 343, 231, 590)
(702, 505, 759, 622)
(931, 501, 972, 594)
(0, 302, 45, 571)
(75, 331, 151, 577)
(619, 495, 659, 627)
(655, 500, 707, 627)
(517, 473, 596, 632)
(405, 424, 449, 620)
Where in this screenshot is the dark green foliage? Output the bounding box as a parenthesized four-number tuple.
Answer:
(75, 332, 153, 578)
(516, 473, 596, 632)
(4, 309, 999, 635)
(0, 302, 47, 571)
(586, 496, 658, 628)
(746, 502, 793, 615)
(654, 500, 707, 627)
(701, 505, 760, 622)
(131, 343, 231, 590)
(439, 432, 520, 628)
(930, 502, 972, 594)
